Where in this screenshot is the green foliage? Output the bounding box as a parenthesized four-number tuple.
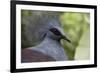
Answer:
(60, 12, 90, 60)
(75, 29, 90, 60)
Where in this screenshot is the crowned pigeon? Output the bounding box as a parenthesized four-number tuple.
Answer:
(21, 11, 71, 63)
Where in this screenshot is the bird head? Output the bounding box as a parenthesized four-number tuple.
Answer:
(45, 19, 71, 43)
(48, 27, 71, 43)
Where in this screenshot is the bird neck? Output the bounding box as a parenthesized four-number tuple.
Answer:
(37, 37, 68, 61)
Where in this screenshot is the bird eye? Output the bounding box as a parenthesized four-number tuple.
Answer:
(50, 28, 61, 36)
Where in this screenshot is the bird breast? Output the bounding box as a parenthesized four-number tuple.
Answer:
(26, 37, 68, 62)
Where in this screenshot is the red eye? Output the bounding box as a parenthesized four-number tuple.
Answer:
(50, 28, 61, 36)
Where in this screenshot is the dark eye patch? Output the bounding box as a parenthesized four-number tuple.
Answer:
(50, 28, 61, 36)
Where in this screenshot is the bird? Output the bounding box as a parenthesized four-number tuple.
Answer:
(21, 11, 71, 63)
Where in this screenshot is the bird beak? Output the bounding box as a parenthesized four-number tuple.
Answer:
(54, 26, 71, 43)
(58, 28, 71, 43)
(61, 35, 71, 43)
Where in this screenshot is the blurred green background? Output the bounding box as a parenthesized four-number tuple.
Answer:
(60, 12, 90, 60)
(21, 10, 90, 60)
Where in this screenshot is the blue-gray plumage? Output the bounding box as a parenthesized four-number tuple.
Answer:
(27, 35, 68, 61)
(21, 11, 71, 62)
